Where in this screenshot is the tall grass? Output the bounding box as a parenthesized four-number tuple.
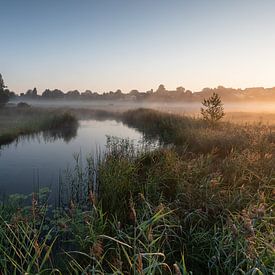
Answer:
(0, 109, 274, 274)
(122, 108, 275, 156)
(0, 107, 78, 146)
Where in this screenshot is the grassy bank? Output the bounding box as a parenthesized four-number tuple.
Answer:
(0, 107, 78, 146)
(121, 108, 275, 155)
(0, 109, 274, 274)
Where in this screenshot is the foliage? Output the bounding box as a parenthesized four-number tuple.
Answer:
(0, 73, 9, 107)
(201, 92, 225, 124)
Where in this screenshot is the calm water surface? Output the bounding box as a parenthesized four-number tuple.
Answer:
(0, 120, 142, 196)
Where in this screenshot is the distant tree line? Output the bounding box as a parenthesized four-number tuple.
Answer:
(1, 71, 275, 105)
(17, 84, 275, 102)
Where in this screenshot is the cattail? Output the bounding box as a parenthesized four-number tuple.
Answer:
(147, 225, 153, 242)
(90, 240, 103, 259)
(129, 200, 137, 224)
(136, 253, 143, 274)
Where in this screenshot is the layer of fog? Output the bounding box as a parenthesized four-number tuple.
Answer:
(9, 99, 275, 115)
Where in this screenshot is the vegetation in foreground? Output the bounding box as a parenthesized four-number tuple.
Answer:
(0, 109, 274, 274)
(0, 107, 78, 146)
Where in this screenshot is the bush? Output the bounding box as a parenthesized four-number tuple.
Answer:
(17, 102, 31, 108)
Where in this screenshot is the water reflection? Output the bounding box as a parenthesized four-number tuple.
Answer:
(42, 124, 78, 143)
(0, 120, 143, 196)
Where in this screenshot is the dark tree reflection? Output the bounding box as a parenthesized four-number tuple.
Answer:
(42, 123, 78, 143)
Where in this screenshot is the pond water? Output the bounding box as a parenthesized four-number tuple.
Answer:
(0, 120, 143, 197)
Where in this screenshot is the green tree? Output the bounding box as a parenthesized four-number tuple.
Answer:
(0, 73, 9, 107)
(201, 92, 225, 125)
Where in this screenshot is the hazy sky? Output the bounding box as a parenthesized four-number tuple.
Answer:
(1, 0, 275, 94)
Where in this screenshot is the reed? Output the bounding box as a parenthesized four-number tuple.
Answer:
(0, 109, 274, 274)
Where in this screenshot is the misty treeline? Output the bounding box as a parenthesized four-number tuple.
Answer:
(1, 72, 275, 104)
(0, 74, 15, 106)
(15, 84, 275, 103)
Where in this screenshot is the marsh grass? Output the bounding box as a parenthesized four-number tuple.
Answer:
(0, 107, 78, 146)
(0, 109, 274, 274)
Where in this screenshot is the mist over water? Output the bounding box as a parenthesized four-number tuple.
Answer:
(0, 120, 142, 198)
(10, 99, 275, 112)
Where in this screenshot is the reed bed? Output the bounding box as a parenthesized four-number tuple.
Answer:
(0, 109, 274, 274)
(0, 107, 78, 146)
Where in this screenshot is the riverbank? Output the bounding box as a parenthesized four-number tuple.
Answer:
(0, 107, 78, 146)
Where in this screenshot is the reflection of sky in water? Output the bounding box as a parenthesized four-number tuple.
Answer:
(0, 120, 142, 196)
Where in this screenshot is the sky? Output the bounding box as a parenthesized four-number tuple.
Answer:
(1, 0, 275, 94)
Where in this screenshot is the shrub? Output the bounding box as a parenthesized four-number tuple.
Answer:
(201, 92, 225, 125)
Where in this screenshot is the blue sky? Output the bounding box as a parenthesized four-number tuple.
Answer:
(1, 0, 275, 93)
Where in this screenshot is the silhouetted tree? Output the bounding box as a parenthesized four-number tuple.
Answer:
(0, 74, 9, 106)
(66, 90, 80, 99)
(156, 84, 166, 93)
(25, 87, 38, 98)
(201, 92, 225, 125)
(176, 86, 185, 93)
(129, 90, 139, 96)
(82, 90, 92, 96)
(42, 89, 64, 98)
